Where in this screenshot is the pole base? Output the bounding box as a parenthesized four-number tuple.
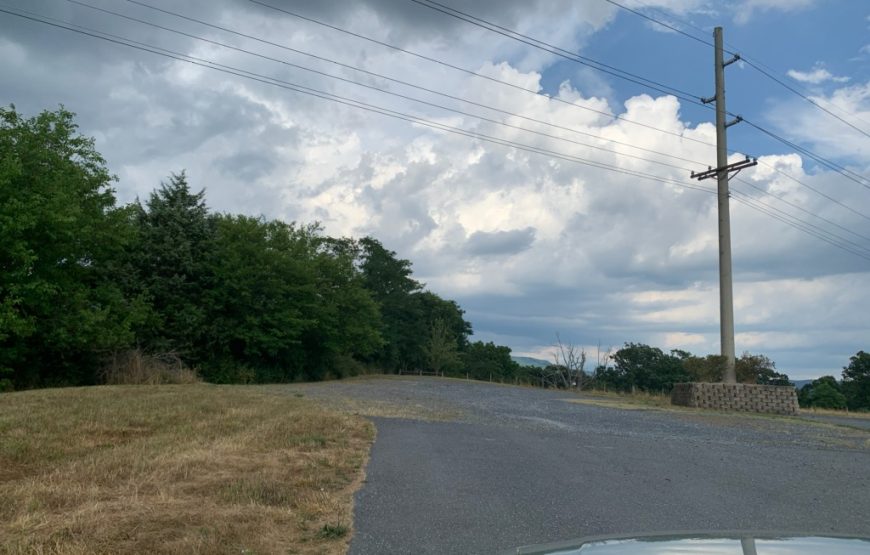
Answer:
(671, 382, 798, 415)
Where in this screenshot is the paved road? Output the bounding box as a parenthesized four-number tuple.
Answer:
(286, 377, 870, 554)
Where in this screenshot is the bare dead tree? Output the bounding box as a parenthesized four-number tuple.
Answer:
(551, 333, 587, 389)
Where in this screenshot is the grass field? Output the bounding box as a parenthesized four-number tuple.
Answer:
(0, 385, 374, 554)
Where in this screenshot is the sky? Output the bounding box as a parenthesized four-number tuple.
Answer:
(1, 0, 869, 380)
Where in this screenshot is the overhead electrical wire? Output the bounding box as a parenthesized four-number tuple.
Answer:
(732, 177, 870, 242)
(113, 0, 870, 223)
(604, 0, 870, 139)
(741, 118, 870, 190)
(403, 0, 870, 197)
(240, 0, 719, 149)
(0, 6, 718, 199)
(729, 189, 870, 257)
(731, 194, 870, 262)
(601, 0, 713, 48)
(64, 0, 699, 173)
(3, 4, 868, 262)
(752, 159, 870, 223)
(407, 0, 712, 110)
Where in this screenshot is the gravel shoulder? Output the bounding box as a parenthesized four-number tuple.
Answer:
(269, 376, 870, 554)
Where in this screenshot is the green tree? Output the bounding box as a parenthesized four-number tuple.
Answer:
(841, 350, 870, 410)
(736, 352, 789, 385)
(423, 318, 461, 375)
(610, 343, 689, 392)
(0, 106, 142, 387)
(357, 237, 422, 371)
(199, 216, 317, 382)
(131, 171, 215, 359)
(462, 341, 519, 381)
(808, 382, 847, 409)
(681, 354, 726, 382)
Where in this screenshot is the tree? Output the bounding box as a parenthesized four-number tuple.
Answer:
(808, 382, 847, 409)
(610, 343, 688, 392)
(461, 341, 519, 381)
(549, 334, 587, 389)
(198, 216, 318, 382)
(0, 106, 142, 387)
(131, 171, 215, 360)
(681, 354, 725, 382)
(424, 318, 460, 375)
(736, 352, 789, 385)
(357, 237, 423, 371)
(841, 351, 870, 410)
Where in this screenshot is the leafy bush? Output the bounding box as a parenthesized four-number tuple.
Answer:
(100, 349, 198, 385)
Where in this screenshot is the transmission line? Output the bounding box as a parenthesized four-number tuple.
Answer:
(0, 6, 717, 198)
(732, 194, 870, 262)
(65, 0, 699, 172)
(407, 0, 710, 109)
(244, 0, 718, 149)
(602, 0, 712, 47)
(732, 177, 870, 242)
(743, 118, 870, 190)
(730, 189, 870, 257)
(117, 1, 870, 230)
(605, 0, 870, 139)
(4, 5, 868, 262)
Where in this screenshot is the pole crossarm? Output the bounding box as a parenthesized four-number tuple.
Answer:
(691, 156, 758, 181)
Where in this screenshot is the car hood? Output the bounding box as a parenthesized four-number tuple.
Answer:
(508, 531, 870, 554)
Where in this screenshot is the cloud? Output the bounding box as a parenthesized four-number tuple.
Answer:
(733, 0, 816, 24)
(1, 0, 867, 380)
(465, 227, 537, 256)
(786, 65, 850, 85)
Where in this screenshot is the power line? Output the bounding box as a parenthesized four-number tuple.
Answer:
(730, 189, 870, 257)
(5, 5, 869, 262)
(741, 59, 870, 140)
(754, 158, 870, 223)
(66, 0, 699, 172)
(606, 0, 870, 139)
(0, 6, 718, 198)
(732, 177, 870, 242)
(105, 0, 863, 232)
(407, 0, 710, 108)
(732, 194, 870, 262)
(743, 118, 870, 190)
(245, 0, 719, 150)
(602, 0, 713, 48)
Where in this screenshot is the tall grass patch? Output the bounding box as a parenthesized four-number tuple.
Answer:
(0, 385, 373, 554)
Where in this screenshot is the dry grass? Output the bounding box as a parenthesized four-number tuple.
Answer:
(799, 406, 870, 419)
(101, 349, 199, 385)
(568, 389, 675, 410)
(0, 385, 374, 554)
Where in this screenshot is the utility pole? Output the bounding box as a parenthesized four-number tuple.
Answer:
(691, 27, 756, 384)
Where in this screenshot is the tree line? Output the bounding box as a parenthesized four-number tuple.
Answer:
(2, 106, 868, 412)
(0, 106, 481, 388)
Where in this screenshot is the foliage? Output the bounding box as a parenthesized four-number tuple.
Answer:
(0, 106, 464, 388)
(130, 171, 214, 359)
(0, 105, 143, 387)
(460, 341, 519, 381)
(597, 343, 689, 393)
(423, 318, 461, 375)
(841, 350, 870, 410)
(806, 382, 847, 409)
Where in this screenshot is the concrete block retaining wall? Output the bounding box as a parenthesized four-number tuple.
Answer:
(671, 382, 798, 415)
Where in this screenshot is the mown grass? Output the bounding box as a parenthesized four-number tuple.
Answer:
(0, 384, 374, 554)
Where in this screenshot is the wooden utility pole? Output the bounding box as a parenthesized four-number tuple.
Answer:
(691, 27, 756, 384)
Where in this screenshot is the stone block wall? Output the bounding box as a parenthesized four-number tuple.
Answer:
(671, 382, 798, 415)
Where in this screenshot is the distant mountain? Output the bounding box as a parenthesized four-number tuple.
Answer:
(512, 356, 551, 368)
(791, 379, 812, 390)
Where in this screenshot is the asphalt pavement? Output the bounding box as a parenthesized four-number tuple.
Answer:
(282, 377, 870, 554)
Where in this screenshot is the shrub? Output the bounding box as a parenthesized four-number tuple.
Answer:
(101, 349, 198, 385)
